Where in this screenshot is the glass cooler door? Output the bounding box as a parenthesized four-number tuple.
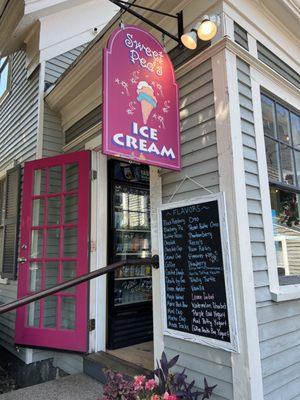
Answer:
(112, 183, 152, 306)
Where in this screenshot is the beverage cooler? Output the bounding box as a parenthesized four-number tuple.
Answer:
(107, 160, 153, 349)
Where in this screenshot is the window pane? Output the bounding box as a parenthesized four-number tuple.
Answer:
(48, 196, 61, 225)
(276, 104, 291, 143)
(64, 195, 78, 224)
(63, 227, 77, 257)
(61, 297, 76, 330)
(62, 261, 76, 293)
(27, 301, 40, 327)
(49, 166, 62, 194)
(43, 296, 57, 328)
(265, 137, 280, 181)
(0, 63, 9, 98)
(261, 95, 276, 138)
(0, 57, 7, 68)
(32, 198, 45, 227)
(30, 229, 43, 258)
(280, 144, 295, 185)
(294, 151, 300, 185)
(65, 164, 78, 192)
(29, 262, 42, 292)
(270, 186, 300, 282)
(46, 229, 60, 258)
(33, 169, 46, 195)
(291, 113, 300, 150)
(45, 261, 59, 289)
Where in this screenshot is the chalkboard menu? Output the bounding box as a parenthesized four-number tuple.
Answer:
(159, 194, 238, 351)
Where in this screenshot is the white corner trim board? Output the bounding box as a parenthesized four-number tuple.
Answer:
(212, 49, 264, 399)
(158, 193, 239, 353)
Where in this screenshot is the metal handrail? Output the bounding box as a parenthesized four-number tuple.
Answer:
(0, 258, 157, 315)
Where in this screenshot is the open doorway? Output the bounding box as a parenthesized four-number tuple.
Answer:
(106, 160, 153, 370)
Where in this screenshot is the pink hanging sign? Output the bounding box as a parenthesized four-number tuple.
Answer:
(103, 25, 181, 171)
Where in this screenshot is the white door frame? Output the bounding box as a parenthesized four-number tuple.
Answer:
(86, 138, 108, 353)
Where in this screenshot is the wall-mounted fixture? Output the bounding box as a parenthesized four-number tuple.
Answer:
(181, 15, 219, 50)
(108, 1, 219, 50)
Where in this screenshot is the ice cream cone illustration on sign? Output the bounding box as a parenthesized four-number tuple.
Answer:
(137, 81, 157, 124)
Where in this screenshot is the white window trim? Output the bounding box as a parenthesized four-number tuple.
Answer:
(0, 56, 12, 105)
(251, 65, 300, 302)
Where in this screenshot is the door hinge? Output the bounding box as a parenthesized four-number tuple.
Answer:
(90, 170, 97, 180)
(88, 318, 95, 331)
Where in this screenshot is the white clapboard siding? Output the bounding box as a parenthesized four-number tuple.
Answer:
(0, 51, 39, 170)
(237, 57, 300, 399)
(161, 59, 232, 400)
(44, 44, 88, 87)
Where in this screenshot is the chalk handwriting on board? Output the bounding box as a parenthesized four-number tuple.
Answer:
(159, 194, 239, 351)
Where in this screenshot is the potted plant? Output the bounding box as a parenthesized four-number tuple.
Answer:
(101, 352, 216, 400)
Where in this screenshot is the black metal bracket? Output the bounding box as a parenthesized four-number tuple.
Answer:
(151, 254, 160, 269)
(108, 0, 183, 45)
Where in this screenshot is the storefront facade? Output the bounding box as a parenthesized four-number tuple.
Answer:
(0, 1, 299, 399)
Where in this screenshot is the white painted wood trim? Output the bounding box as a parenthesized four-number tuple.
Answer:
(35, 60, 46, 160)
(223, 0, 299, 71)
(95, 151, 108, 352)
(247, 33, 257, 59)
(150, 166, 163, 367)
(212, 49, 263, 399)
(222, 12, 234, 40)
(157, 193, 239, 352)
(88, 150, 97, 352)
(281, 238, 289, 276)
(85, 139, 107, 352)
(251, 65, 300, 303)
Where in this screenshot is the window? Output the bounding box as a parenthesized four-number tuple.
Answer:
(0, 57, 10, 101)
(262, 92, 300, 285)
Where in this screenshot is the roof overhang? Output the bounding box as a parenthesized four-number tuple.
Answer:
(45, 0, 194, 130)
(0, 0, 104, 56)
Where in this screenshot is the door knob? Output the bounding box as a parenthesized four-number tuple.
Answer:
(17, 257, 27, 263)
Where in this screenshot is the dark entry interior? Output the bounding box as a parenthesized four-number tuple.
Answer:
(107, 160, 153, 349)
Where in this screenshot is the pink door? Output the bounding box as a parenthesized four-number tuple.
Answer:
(15, 151, 90, 352)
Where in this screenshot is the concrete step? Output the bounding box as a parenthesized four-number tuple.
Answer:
(0, 373, 103, 400)
(83, 351, 152, 384)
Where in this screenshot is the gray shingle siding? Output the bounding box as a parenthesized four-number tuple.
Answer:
(42, 102, 63, 158)
(0, 51, 39, 170)
(162, 58, 233, 400)
(234, 22, 248, 50)
(237, 57, 300, 399)
(257, 42, 300, 89)
(65, 105, 101, 146)
(45, 44, 88, 89)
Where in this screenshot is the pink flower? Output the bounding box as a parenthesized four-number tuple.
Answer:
(151, 395, 161, 400)
(134, 375, 146, 390)
(163, 393, 177, 400)
(145, 379, 157, 391)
